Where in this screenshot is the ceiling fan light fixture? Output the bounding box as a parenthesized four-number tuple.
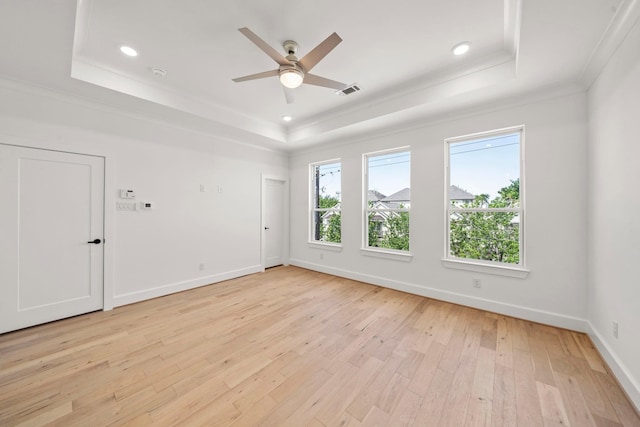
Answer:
(279, 68, 304, 89)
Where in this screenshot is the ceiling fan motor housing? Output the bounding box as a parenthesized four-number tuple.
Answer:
(283, 40, 299, 56)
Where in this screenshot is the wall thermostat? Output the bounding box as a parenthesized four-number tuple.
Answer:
(120, 189, 136, 199)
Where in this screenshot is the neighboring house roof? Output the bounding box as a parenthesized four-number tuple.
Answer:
(369, 200, 392, 210)
(368, 202, 397, 220)
(382, 188, 410, 202)
(367, 190, 386, 202)
(373, 185, 474, 204)
(320, 202, 341, 219)
(449, 185, 475, 201)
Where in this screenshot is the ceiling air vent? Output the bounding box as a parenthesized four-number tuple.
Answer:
(336, 83, 361, 96)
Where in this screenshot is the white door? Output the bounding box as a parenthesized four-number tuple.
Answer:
(0, 144, 104, 334)
(264, 178, 285, 268)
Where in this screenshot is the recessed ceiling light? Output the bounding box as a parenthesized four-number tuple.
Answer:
(282, 115, 293, 122)
(120, 45, 138, 57)
(452, 42, 471, 56)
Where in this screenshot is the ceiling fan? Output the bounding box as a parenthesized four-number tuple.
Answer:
(232, 27, 347, 104)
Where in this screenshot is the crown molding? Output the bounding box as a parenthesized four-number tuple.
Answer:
(581, 0, 640, 87)
(289, 81, 585, 156)
(0, 75, 287, 153)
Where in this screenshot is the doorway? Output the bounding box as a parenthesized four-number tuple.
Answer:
(262, 175, 289, 269)
(0, 144, 105, 333)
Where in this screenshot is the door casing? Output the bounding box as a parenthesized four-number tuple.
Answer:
(0, 144, 108, 333)
(261, 174, 289, 270)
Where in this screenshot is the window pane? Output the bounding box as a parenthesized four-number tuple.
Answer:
(313, 162, 341, 209)
(366, 150, 410, 251)
(311, 161, 341, 243)
(368, 211, 409, 250)
(449, 212, 520, 264)
(367, 151, 410, 200)
(449, 133, 519, 207)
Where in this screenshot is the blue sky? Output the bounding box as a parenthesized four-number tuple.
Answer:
(316, 152, 411, 201)
(316, 162, 342, 200)
(449, 133, 520, 199)
(367, 151, 410, 197)
(316, 134, 519, 201)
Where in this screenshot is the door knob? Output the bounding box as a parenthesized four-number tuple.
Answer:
(264, 227, 270, 230)
(87, 238, 102, 244)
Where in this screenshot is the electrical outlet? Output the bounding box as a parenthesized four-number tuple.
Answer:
(199, 263, 205, 271)
(319, 253, 324, 260)
(613, 321, 619, 339)
(472, 278, 481, 288)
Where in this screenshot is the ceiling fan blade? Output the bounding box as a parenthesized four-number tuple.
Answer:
(298, 32, 342, 72)
(238, 27, 290, 66)
(304, 74, 346, 90)
(232, 69, 279, 83)
(283, 87, 295, 104)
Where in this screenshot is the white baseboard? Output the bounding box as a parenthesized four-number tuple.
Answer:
(587, 322, 640, 413)
(112, 265, 262, 307)
(289, 259, 588, 332)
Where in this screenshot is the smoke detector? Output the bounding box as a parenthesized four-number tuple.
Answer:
(151, 67, 166, 78)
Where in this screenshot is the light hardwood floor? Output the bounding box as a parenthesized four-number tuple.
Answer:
(0, 266, 638, 426)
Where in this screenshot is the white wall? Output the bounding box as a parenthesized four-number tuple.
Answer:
(0, 81, 289, 308)
(290, 91, 589, 330)
(587, 18, 640, 408)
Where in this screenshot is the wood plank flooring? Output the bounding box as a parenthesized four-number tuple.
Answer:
(0, 266, 638, 426)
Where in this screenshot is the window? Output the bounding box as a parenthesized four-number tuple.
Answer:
(310, 160, 341, 244)
(364, 148, 411, 253)
(445, 127, 523, 269)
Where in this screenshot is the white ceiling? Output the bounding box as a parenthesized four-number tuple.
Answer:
(1, 0, 637, 150)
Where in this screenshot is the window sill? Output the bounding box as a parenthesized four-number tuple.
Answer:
(307, 241, 343, 252)
(360, 248, 413, 262)
(441, 258, 529, 278)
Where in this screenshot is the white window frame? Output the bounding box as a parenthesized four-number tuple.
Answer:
(443, 126, 529, 278)
(309, 159, 342, 249)
(361, 147, 412, 261)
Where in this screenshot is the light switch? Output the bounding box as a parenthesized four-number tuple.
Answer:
(116, 201, 137, 211)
